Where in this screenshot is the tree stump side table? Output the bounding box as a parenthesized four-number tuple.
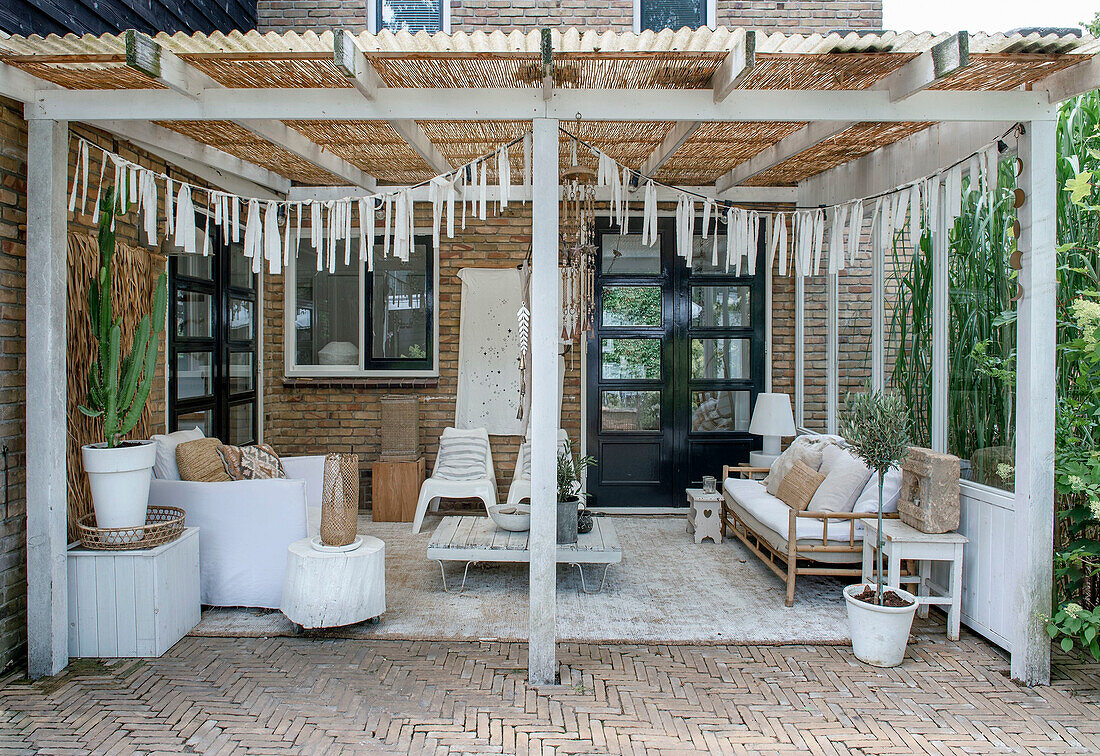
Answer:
(281, 536, 386, 629)
(686, 488, 723, 544)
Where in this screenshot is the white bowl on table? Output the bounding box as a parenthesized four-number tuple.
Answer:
(488, 504, 531, 532)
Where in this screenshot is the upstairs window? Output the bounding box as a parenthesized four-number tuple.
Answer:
(378, 0, 444, 33)
(638, 0, 708, 32)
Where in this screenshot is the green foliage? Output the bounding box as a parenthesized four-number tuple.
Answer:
(557, 439, 596, 503)
(839, 390, 912, 475)
(78, 189, 168, 448)
(1046, 599, 1100, 661)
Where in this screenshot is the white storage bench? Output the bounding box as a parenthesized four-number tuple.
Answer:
(67, 527, 200, 658)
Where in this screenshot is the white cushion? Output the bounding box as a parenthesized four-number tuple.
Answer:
(808, 444, 873, 514)
(724, 477, 860, 543)
(853, 464, 904, 515)
(150, 427, 204, 480)
(763, 435, 835, 496)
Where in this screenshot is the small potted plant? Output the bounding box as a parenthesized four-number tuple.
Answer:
(557, 440, 595, 544)
(840, 390, 917, 667)
(79, 190, 167, 530)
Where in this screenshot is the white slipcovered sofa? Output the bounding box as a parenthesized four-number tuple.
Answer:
(149, 441, 326, 608)
(722, 434, 902, 606)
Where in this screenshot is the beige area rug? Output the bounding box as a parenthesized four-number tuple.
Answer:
(191, 515, 851, 643)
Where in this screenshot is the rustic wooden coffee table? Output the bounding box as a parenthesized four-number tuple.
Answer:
(427, 515, 621, 594)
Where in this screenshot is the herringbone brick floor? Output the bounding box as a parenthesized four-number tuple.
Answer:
(0, 623, 1097, 755)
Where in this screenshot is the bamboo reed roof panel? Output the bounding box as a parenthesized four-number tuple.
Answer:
(154, 120, 344, 185)
(3, 58, 164, 89)
(182, 54, 352, 89)
(285, 120, 432, 183)
(742, 121, 935, 187)
(654, 121, 808, 185)
(928, 53, 1082, 91)
(419, 119, 530, 173)
(736, 54, 913, 91)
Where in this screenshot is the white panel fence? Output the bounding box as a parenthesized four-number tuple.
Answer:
(954, 481, 1017, 652)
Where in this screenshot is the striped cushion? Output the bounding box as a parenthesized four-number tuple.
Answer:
(518, 443, 532, 480)
(434, 432, 489, 481)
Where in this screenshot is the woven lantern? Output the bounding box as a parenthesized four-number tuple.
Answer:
(320, 453, 360, 546)
(379, 395, 419, 461)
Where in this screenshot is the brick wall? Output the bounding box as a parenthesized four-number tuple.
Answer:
(258, 0, 882, 34)
(0, 98, 207, 673)
(262, 202, 582, 504)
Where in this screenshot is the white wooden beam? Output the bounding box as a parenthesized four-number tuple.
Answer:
(715, 120, 852, 194)
(931, 178, 948, 452)
(0, 59, 56, 101)
(124, 136, 285, 201)
(528, 116, 559, 686)
(826, 271, 838, 435)
(333, 30, 452, 174)
(95, 119, 292, 195)
(711, 29, 756, 104)
(884, 32, 969, 103)
(26, 118, 69, 679)
(1012, 118, 1057, 687)
(639, 122, 700, 178)
(122, 31, 375, 191)
(29, 87, 1057, 124)
(1036, 53, 1100, 103)
(290, 184, 799, 203)
(797, 121, 1012, 206)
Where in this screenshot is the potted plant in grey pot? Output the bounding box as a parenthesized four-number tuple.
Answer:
(556, 440, 595, 544)
(79, 189, 168, 530)
(840, 390, 917, 667)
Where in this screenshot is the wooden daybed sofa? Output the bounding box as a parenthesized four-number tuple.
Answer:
(721, 436, 902, 606)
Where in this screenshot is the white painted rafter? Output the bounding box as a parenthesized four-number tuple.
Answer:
(715, 120, 852, 193)
(1036, 53, 1100, 103)
(333, 30, 452, 174)
(639, 122, 700, 178)
(711, 29, 756, 104)
(124, 31, 376, 191)
(883, 31, 969, 103)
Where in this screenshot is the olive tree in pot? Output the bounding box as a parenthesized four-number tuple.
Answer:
(840, 390, 917, 667)
(556, 440, 595, 544)
(79, 190, 168, 530)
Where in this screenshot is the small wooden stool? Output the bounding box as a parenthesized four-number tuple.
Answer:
(686, 488, 723, 544)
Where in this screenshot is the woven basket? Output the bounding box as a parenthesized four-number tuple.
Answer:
(76, 506, 185, 550)
(379, 395, 419, 461)
(320, 453, 360, 547)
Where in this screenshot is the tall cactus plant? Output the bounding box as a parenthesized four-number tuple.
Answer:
(78, 189, 168, 448)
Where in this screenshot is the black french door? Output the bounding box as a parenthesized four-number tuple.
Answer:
(168, 223, 259, 444)
(585, 215, 765, 508)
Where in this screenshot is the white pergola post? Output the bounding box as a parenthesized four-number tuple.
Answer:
(1012, 118, 1057, 686)
(528, 117, 559, 685)
(826, 271, 838, 434)
(26, 118, 69, 679)
(931, 178, 948, 453)
(794, 272, 804, 427)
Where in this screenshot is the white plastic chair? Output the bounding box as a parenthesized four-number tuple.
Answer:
(412, 427, 497, 534)
(505, 429, 570, 508)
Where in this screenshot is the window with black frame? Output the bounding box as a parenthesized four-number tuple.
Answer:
(291, 234, 434, 374)
(378, 0, 442, 32)
(639, 0, 707, 32)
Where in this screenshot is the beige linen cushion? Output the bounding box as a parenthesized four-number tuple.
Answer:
(764, 435, 833, 496)
(176, 438, 233, 482)
(775, 460, 826, 512)
(808, 443, 873, 513)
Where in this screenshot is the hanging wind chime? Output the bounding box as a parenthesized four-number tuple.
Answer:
(560, 136, 598, 342)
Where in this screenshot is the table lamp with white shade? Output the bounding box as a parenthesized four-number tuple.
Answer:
(748, 393, 796, 468)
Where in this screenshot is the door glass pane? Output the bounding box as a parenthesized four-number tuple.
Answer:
(229, 241, 253, 290)
(640, 0, 704, 31)
(176, 352, 213, 399)
(177, 254, 213, 280)
(229, 351, 254, 394)
(372, 241, 430, 362)
(601, 234, 660, 275)
(176, 409, 213, 437)
(600, 339, 660, 380)
(691, 338, 751, 380)
(691, 286, 751, 328)
(601, 390, 660, 431)
(229, 402, 254, 445)
(602, 286, 661, 327)
(296, 241, 360, 366)
(691, 390, 752, 432)
(690, 235, 753, 276)
(228, 297, 254, 341)
(175, 290, 212, 338)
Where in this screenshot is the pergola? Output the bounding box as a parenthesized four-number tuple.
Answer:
(3, 25, 1098, 687)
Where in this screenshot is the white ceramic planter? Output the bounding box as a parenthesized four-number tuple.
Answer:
(81, 441, 157, 530)
(843, 583, 918, 667)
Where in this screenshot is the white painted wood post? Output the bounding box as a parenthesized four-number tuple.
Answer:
(528, 117, 559, 685)
(931, 178, 948, 453)
(871, 219, 884, 392)
(794, 271, 804, 427)
(826, 271, 838, 434)
(1012, 119, 1056, 686)
(764, 216, 773, 393)
(26, 118, 69, 678)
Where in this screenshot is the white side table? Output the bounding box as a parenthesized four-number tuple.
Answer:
(281, 536, 386, 629)
(68, 528, 200, 657)
(862, 518, 968, 640)
(686, 488, 723, 544)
